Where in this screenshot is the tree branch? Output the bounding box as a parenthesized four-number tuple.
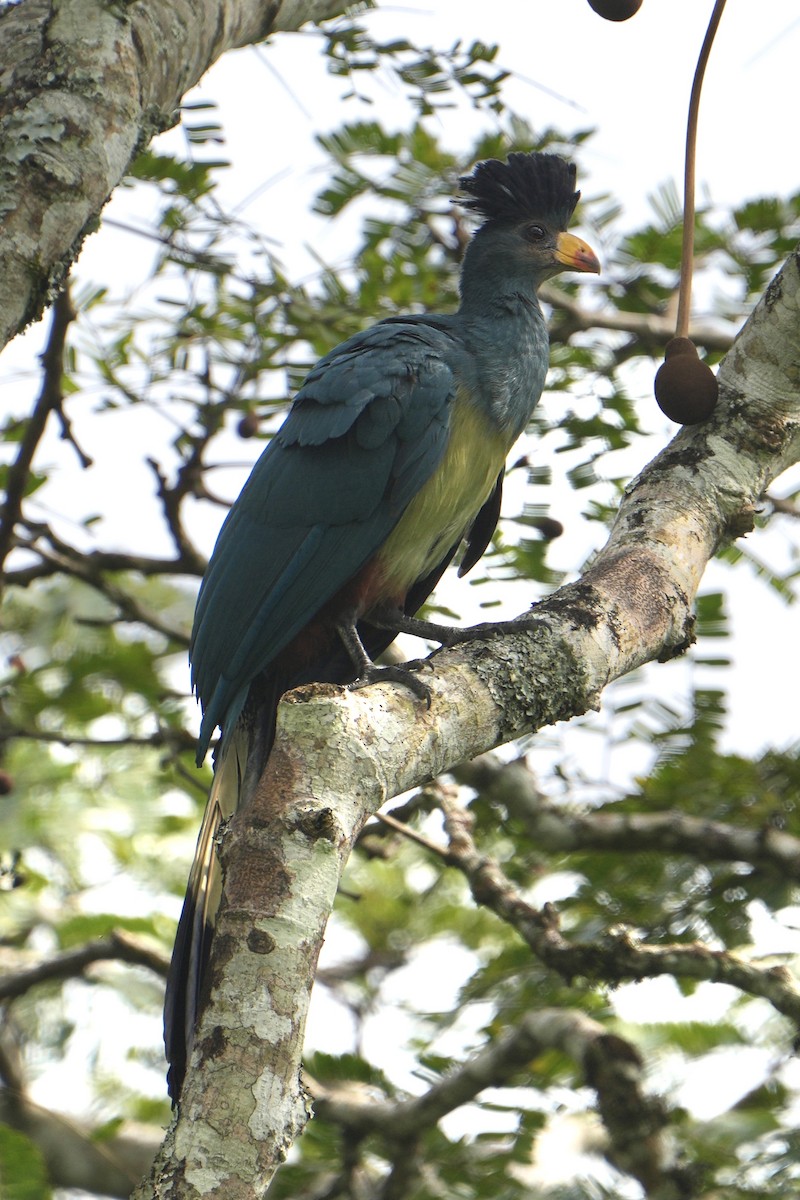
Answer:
(0, 724, 195, 753)
(768, 492, 800, 519)
(7, 531, 205, 587)
(0, 931, 169, 1001)
(315, 1008, 686, 1198)
(0, 287, 76, 596)
(438, 793, 800, 1025)
(13, 522, 192, 645)
(370, 785, 800, 1029)
(539, 281, 735, 353)
(147, 457, 210, 577)
(457, 755, 800, 882)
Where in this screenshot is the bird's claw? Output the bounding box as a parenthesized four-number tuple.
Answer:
(348, 663, 432, 708)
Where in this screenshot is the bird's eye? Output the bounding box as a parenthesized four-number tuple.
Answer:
(523, 224, 546, 242)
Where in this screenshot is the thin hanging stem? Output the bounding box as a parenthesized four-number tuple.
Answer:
(677, 0, 727, 338)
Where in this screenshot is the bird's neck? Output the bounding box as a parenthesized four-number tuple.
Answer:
(457, 247, 544, 320)
(456, 260, 550, 442)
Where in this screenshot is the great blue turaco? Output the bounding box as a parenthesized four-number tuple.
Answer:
(164, 151, 600, 1099)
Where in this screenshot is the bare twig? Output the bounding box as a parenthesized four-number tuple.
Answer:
(146, 458, 208, 575)
(768, 493, 800, 519)
(9, 522, 206, 586)
(539, 282, 735, 353)
(0, 724, 195, 753)
(373, 810, 445, 856)
(14, 524, 191, 644)
(146, 449, 212, 574)
(0, 288, 78, 595)
(0, 931, 170, 1001)
(315, 947, 407, 989)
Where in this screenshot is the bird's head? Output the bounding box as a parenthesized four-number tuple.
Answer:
(459, 152, 600, 291)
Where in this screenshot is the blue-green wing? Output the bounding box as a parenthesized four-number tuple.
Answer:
(191, 321, 460, 759)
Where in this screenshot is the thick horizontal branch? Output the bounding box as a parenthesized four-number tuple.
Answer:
(0, 931, 169, 1001)
(457, 756, 800, 881)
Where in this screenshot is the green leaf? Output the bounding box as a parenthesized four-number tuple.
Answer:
(0, 1126, 52, 1200)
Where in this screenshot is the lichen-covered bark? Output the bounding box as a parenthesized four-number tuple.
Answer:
(146, 252, 800, 1196)
(0, 0, 348, 353)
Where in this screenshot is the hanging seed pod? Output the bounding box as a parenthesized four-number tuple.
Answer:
(587, 0, 643, 20)
(654, 337, 719, 425)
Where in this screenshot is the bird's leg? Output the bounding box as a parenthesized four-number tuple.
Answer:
(370, 603, 544, 647)
(335, 614, 432, 706)
(367, 603, 466, 647)
(368, 603, 523, 648)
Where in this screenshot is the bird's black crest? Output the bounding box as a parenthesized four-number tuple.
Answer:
(459, 152, 580, 231)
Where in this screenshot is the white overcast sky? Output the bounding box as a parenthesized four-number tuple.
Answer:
(176, 0, 800, 255)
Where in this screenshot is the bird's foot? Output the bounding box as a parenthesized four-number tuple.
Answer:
(347, 662, 432, 708)
(335, 616, 432, 706)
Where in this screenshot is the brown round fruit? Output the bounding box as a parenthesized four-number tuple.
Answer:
(587, 0, 643, 20)
(531, 517, 564, 541)
(654, 338, 719, 425)
(237, 412, 260, 439)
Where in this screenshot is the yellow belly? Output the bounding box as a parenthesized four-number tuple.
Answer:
(376, 398, 508, 594)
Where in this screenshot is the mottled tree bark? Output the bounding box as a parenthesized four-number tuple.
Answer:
(0, 0, 347, 353)
(149, 253, 800, 1196)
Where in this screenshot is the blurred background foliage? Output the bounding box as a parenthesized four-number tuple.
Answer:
(1, 14, 800, 1200)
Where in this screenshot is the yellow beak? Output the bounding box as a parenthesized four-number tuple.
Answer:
(554, 231, 601, 275)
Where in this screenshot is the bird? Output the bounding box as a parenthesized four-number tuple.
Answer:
(164, 150, 600, 1100)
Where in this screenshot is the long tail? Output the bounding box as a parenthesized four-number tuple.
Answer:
(163, 704, 274, 1101)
